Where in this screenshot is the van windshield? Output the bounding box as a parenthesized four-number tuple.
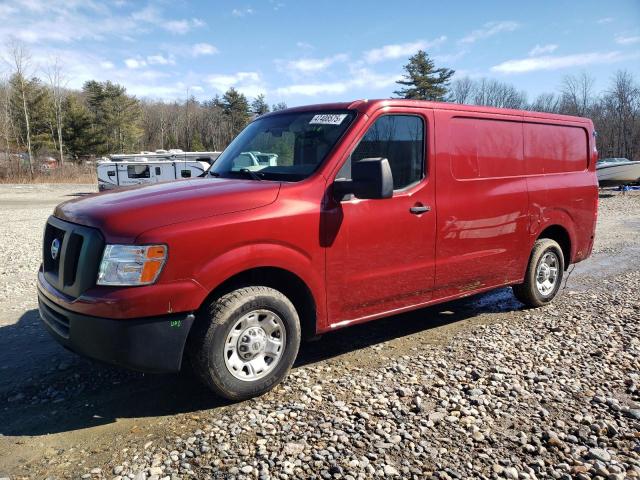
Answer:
(209, 111, 355, 182)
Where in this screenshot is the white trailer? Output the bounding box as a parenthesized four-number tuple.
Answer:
(97, 150, 221, 191)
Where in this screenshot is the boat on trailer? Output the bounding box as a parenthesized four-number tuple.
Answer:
(596, 158, 640, 187)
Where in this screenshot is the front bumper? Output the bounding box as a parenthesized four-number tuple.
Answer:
(38, 287, 195, 373)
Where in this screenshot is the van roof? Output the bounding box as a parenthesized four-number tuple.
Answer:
(269, 99, 593, 125)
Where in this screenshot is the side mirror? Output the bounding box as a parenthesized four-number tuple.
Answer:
(333, 157, 394, 200)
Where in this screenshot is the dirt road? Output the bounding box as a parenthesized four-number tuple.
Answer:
(0, 184, 638, 479)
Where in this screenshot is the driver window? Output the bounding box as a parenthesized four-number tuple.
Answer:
(337, 115, 424, 190)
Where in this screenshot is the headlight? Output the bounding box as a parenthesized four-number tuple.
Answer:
(97, 244, 167, 286)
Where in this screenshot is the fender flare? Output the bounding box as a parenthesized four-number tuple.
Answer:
(531, 209, 577, 263)
(193, 242, 326, 325)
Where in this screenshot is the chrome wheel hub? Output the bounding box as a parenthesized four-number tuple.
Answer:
(238, 327, 267, 360)
(224, 309, 286, 381)
(536, 251, 559, 296)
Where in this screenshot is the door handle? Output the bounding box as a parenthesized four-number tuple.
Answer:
(409, 204, 431, 214)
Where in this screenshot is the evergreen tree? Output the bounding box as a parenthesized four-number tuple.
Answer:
(81, 80, 141, 154)
(394, 50, 455, 101)
(191, 130, 205, 151)
(62, 93, 99, 159)
(222, 88, 251, 136)
(251, 94, 270, 116)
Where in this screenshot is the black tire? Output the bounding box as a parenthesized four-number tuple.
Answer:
(513, 238, 565, 308)
(189, 286, 301, 401)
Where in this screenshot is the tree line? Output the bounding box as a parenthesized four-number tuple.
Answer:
(1, 42, 639, 178)
(0, 42, 287, 177)
(397, 50, 640, 161)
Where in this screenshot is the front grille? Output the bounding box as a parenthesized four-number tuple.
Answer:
(43, 224, 64, 277)
(42, 216, 104, 299)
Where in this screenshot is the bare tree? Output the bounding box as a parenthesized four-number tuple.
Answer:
(0, 78, 13, 164)
(44, 57, 67, 164)
(4, 40, 35, 176)
(471, 78, 527, 109)
(449, 77, 475, 104)
(560, 72, 595, 116)
(530, 92, 560, 113)
(601, 71, 640, 160)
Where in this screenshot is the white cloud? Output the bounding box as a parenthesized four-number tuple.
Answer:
(349, 67, 401, 89)
(131, 6, 204, 34)
(284, 53, 348, 74)
(130, 5, 160, 23)
(125, 58, 146, 69)
(0, 4, 17, 17)
(147, 54, 174, 65)
(364, 36, 447, 63)
(529, 44, 558, 56)
(275, 82, 349, 97)
(275, 67, 401, 97)
(296, 41, 313, 49)
(206, 71, 265, 97)
(615, 34, 640, 45)
(459, 21, 519, 44)
(192, 43, 218, 56)
(597, 17, 613, 24)
(491, 51, 636, 73)
(100, 60, 115, 69)
(0, 3, 202, 45)
(232, 7, 254, 17)
(433, 50, 467, 64)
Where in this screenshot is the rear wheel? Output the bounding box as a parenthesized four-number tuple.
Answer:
(513, 238, 564, 308)
(189, 286, 301, 401)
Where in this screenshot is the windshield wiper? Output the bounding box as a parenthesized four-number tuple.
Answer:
(209, 171, 221, 177)
(238, 168, 263, 181)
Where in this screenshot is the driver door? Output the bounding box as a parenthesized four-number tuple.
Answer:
(324, 109, 437, 325)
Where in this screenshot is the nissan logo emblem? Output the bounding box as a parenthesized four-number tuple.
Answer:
(51, 238, 61, 260)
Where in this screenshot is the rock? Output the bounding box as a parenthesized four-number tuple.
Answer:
(283, 442, 305, 455)
(589, 448, 612, 463)
(383, 465, 399, 476)
(429, 412, 446, 423)
(627, 409, 640, 420)
(504, 467, 518, 479)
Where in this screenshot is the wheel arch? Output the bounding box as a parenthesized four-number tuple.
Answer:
(537, 224, 572, 269)
(196, 266, 319, 341)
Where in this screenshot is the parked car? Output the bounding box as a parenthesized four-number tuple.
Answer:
(37, 100, 598, 400)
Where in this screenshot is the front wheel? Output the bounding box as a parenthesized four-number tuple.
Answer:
(189, 286, 301, 401)
(513, 238, 564, 308)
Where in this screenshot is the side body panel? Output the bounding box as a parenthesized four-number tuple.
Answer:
(523, 117, 598, 262)
(433, 109, 531, 297)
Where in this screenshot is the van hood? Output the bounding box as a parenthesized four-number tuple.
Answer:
(55, 178, 281, 241)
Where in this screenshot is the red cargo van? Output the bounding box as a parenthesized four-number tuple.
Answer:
(38, 100, 598, 400)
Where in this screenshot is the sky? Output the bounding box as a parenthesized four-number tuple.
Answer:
(0, 0, 639, 106)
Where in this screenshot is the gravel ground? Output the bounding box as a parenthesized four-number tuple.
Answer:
(0, 184, 638, 480)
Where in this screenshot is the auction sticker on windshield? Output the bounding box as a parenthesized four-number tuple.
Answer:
(309, 114, 348, 125)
